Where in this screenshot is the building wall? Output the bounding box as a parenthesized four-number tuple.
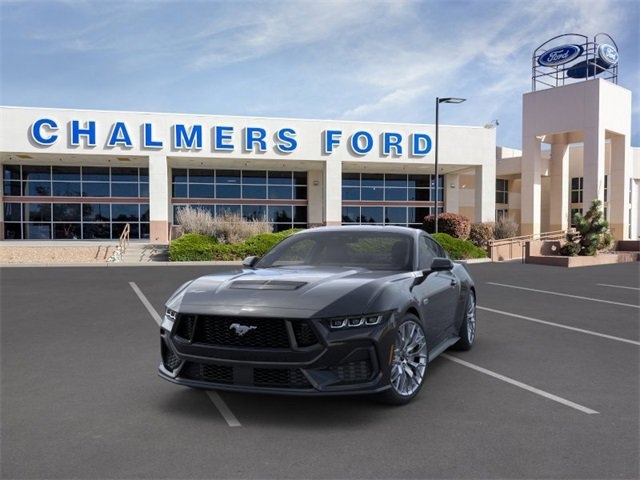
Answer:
(0, 106, 497, 242)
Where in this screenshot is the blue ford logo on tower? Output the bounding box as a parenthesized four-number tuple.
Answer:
(537, 44, 584, 67)
(597, 44, 619, 67)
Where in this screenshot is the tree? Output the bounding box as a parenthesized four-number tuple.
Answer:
(560, 199, 613, 256)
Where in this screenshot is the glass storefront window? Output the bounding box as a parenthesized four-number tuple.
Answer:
(26, 181, 51, 196)
(4, 203, 21, 221)
(83, 203, 111, 221)
(23, 166, 51, 181)
(242, 185, 266, 199)
(268, 185, 292, 199)
(82, 167, 109, 181)
(52, 166, 80, 180)
(242, 205, 267, 221)
(111, 182, 140, 197)
(53, 204, 81, 221)
(112, 204, 139, 222)
(82, 183, 110, 197)
(188, 183, 214, 199)
(52, 182, 81, 196)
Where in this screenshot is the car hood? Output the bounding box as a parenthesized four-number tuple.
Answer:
(167, 266, 410, 318)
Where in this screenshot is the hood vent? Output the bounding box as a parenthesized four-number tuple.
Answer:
(229, 280, 307, 290)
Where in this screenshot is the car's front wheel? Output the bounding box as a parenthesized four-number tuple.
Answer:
(452, 290, 476, 351)
(379, 314, 428, 405)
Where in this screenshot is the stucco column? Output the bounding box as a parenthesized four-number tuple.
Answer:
(445, 174, 459, 214)
(609, 134, 631, 239)
(549, 138, 569, 232)
(521, 136, 542, 236)
(307, 170, 324, 227)
(324, 159, 342, 226)
(582, 126, 606, 210)
(474, 164, 495, 223)
(148, 153, 170, 244)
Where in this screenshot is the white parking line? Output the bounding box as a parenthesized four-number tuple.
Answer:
(597, 283, 640, 291)
(129, 282, 242, 427)
(441, 354, 599, 415)
(129, 282, 162, 326)
(487, 282, 640, 309)
(206, 391, 242, 427)
(478, 306, 640, 346)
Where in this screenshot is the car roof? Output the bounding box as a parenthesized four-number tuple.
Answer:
(295, 225, 423, 237)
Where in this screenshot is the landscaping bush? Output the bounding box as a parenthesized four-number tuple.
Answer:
(168, 233, 218, 261)
(560, 199, 613, 256)
(422, 213, 471, 240)
(175, 206, 272, 244)
(469, 222, 495, 249)
(432, 233, 488, 260)
(169, 229, 300, 262)
(494, 216, 519, 239)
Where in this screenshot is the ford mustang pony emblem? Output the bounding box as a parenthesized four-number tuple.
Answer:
(229, 323, 258, 336)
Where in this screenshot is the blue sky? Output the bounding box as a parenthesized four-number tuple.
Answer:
(1, 0, 638, 149)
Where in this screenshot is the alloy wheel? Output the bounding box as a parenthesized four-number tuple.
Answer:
(390, 319, 428, 396)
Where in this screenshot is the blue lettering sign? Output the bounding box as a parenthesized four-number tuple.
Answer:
(31, 118, 58, 145)
(350, 131, 373, 155)
(382, 132, 403, 155)
(412, 133, 432, 155)
(244, 127, 267, 152)
(107, 122, 133, 147)
(275, 127, 297, 153)
(143, 123, 163, 148)
(174, 124, 203, 149)
(214, 126, 234, 151)
(71, 120, 97, 147)
(323, 130, 342, 154)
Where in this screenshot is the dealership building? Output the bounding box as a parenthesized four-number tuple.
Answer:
(0, 34, 638, 243)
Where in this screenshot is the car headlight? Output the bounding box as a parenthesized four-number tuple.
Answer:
(326, 312, 389, 329)
(165, 308, 178, 320)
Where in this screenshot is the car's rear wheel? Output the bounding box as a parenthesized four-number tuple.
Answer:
(452, 290, 476, 351)
(379, 314, 428, 405)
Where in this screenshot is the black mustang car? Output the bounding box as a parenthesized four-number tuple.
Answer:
(159, 225, 476, 404)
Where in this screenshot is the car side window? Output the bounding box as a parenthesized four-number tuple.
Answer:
(418, 235, 447, 270)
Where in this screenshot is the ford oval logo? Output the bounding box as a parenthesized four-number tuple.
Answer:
(597, 44, 619, 67)
(538, 44, 584, 67)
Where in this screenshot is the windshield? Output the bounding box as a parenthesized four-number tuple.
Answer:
(256, 231, 414, 271)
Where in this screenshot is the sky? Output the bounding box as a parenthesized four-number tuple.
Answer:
(1, 0, 638, 150)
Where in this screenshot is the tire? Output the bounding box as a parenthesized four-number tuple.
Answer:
(452, 290, 476, 351)
(378, 314, 428, 405)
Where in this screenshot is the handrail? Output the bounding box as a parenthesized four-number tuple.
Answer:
(488, 229, 573, 262)
(119, 223, 131, 255)
(489, 229, 570, 247)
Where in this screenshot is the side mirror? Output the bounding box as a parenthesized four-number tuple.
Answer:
(242, 256, 259, 268)
(430, 257, 454, 271)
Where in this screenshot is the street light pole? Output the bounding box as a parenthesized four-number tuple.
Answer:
(434, 96, 466, 233)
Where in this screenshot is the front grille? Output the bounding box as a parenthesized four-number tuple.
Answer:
(174, 315, 319, 349)
(330, 360, 373, 384)
(254, 368, 312, 388)
(161, 341, 181, 372)
(181, 362, 233, 384)
(291, 321, 318, 347)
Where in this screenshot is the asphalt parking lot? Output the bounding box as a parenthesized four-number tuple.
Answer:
(1, 261, 639, 479)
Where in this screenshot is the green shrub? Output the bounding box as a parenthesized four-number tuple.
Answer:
(169, 229, 301, 261)
(422, 213, 471, 240)
(169, 233, 218, 261)
(469, 222, 495, 249)
(432, 233, 488, 260)
(562, 199, 613, 256)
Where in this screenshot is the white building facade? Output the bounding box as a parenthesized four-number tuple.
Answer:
(0, 106, 497, 243)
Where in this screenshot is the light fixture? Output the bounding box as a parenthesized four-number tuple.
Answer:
(434, 97, 466, 233)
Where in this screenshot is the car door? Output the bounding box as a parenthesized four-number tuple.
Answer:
(412, 235, 461, 348)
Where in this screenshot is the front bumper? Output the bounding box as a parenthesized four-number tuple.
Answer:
(158, 311, 396, 395)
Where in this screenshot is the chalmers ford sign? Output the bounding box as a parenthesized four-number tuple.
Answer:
(29, 117, 434, 157)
